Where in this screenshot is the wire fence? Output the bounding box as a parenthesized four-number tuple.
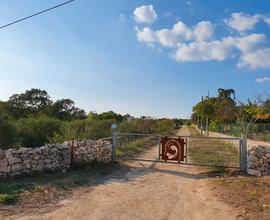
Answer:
(208, 123, 270, 142)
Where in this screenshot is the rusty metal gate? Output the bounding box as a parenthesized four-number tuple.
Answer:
(112, 133, 242, 169)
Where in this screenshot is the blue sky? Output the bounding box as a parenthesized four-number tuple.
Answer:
(0, 0, 270, 118)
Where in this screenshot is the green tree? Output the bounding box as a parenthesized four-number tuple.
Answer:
(48, 99, 86, 120)
(217, 88, 235, 100)
(192, 97, 216, 134)
(214, 88, 237, 132)
(8, 89, 52, 118)
(94, 111, 123, 122)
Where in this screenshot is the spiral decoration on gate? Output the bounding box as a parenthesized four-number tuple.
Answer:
(161, 137, 185, 163)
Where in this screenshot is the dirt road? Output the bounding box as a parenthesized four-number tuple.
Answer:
(10, 126, 239, 220)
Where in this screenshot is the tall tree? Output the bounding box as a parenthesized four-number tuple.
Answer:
(215, 88, 237, 127)
(8, 89, 52, 118)
(48, 99, 86, 120)
(218, 88, 235, 100)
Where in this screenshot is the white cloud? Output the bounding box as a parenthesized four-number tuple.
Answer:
(173, 34, 266, 63)
(136, 20, 214, 48)
(174, 38, 235, 62)
(156, 21, 192, 47)
(238, 48, 270, 69)
(255, 77, 270, 83)
(133, 10, 270, 70)
(234, 33, 266, 53)
(193, 21, 214, 42)
(135, 26, 156, 43)
(224, 12, 261, 32)
(133, 5, 157, 24)
(262, 15, 270, 26)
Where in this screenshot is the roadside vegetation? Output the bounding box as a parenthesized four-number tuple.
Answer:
(191, 88, 270, 141)
(0, 88, 182, 213)
(0, 88, 183, 150)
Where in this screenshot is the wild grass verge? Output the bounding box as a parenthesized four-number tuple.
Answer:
(187, 126, 239, 173)
(0, 161, 120, 208)
(116, 136, 158, 158)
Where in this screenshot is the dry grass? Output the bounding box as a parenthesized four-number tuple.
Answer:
(187, 126, 270, 219)
(212, 175, 270, 219)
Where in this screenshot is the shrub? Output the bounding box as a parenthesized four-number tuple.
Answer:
(56, 119, 112, 141)
(154, 119, 174, 134)
(16, 117, 62, 148)
(209, 120, 219, 132)
(0, 113, 18, 149)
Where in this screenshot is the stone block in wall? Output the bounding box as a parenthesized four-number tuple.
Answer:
(24, 163, 31, 169)
(7, 157, 21, 165)
(11, 163, 22, 172)
(0, 158, 8, 167)
(0, 165, 10, 173)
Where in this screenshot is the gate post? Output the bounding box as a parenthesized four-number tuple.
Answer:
(111, 133, 116, 162)
(240, 134, 247, 173)
(158, 134, 161, 161)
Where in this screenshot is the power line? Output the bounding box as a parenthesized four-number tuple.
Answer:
(0, 0, 75, 30)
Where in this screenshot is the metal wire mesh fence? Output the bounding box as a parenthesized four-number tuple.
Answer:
(184, 136, 240, 168)
(207, 123, 270, 142)
(113, 133, 160, 161)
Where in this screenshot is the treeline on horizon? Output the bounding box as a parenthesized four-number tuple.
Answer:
(191, 88, 270, 134)
(0, 88, 186, 149)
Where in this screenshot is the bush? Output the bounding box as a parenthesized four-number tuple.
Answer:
(16, 117, 63, 148)
(118, 119, 158, 134)
(55, 119, 112, 141)
(209, 120, 218, 132)
(0, 113, 18, 149)
(154, 119, 174, 134)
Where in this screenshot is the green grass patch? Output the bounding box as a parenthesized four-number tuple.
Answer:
(188, 126, 239, 173)
(116, 137, 156, 158)
(188, 141, 239, 170)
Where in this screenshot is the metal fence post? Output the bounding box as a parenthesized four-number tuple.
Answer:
(185, 137, 188, 164)
(240, 134, 247, 173)
(112, 133, 116, 162)
(239, 137, 242, 171)
(158, 135, 161, 161)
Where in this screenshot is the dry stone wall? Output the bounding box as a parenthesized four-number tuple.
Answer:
(0, 139, 112, 178)
(73, 139, 112, 163)
(247, 146, 270, 176)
